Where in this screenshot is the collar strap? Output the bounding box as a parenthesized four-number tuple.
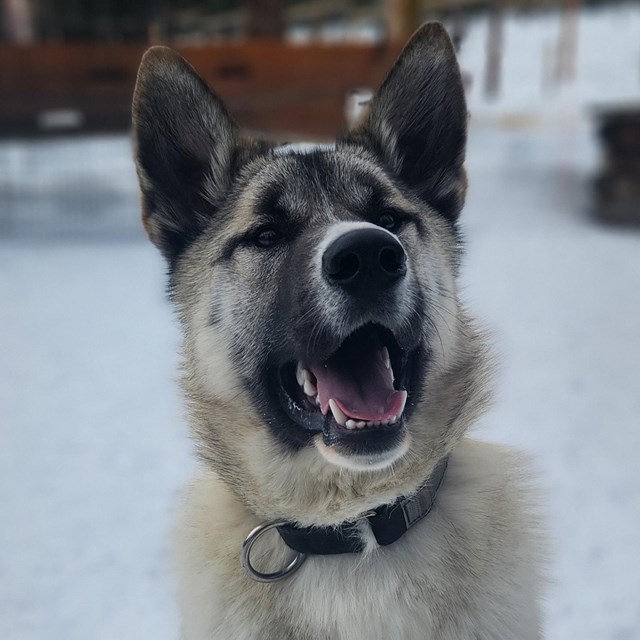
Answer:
(277, 456, 448, 555)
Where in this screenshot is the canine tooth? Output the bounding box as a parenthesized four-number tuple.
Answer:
(303, 380, 317, 397)
(398, 390, 408, 416)
(329, 399, 348, 426)
(296, 363, 306, 387)
(382, 347, 391, 369)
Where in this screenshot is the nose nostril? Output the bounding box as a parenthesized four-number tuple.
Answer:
(331, 252, 360, 282)
(379, 246, 405, 275)
(322, 228, 406, 289)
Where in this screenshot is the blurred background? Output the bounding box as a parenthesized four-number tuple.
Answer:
(1, 1, 639, 638)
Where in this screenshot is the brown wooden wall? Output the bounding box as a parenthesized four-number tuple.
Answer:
(0, 42, 403, 139)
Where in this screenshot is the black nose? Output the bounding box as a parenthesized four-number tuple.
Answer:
(322, 228, 407, 294)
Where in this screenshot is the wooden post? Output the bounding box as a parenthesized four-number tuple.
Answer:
(386, 0, 420, 44)
(449, 10, 467, 53)
(556, 0, 580, 83)
(147, 0, 168, 44)
(246, 0, 285, 39)
(484, 0, 504, 99)
(541, 39, 555, 93)
(2, 0, 33, 43)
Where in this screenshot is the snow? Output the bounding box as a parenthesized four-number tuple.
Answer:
(0, 135, 140, 240)
(458, 3, 640, 118)
(463, 125, 640, 639)
(2, 5, 640, 639)
(0, 241, 191, 640)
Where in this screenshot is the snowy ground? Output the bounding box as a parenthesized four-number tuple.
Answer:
(2, 121, 640, 640)
(2, 5, 640, 638)
(463, 125, 640, 639)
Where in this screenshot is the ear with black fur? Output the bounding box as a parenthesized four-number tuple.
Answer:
(346, 23, 468, 223)
(132, 46, 238, 262)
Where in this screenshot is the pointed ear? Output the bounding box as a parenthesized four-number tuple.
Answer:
(346, 23, 468, 223)
(132, 46, 239, 262)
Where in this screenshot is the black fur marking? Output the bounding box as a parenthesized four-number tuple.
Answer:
(255, 184, 292, 221)
(209, 299, 223, 326)
(291, 149, 329, 179)
(215, 235, 245, 264)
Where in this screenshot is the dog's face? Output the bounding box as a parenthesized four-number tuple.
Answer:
(133, 25, 489, 520)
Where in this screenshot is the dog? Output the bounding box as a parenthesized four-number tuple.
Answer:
(132, 23, 545, 640)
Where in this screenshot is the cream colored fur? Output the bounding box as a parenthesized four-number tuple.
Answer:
(175, 438, 544, 640)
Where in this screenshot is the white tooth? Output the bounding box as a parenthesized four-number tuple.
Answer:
(398, 390, 408, 416)
(345, 419, 357, 430)
(304, 380, 317, 397)
(382, 347, 391, 369)
(329, 399, 348, 427)
(296, 363, 305, 386)
(356, 421, 366, 429)
(314, 395, 320, 406)
(389, 415, 397, 424)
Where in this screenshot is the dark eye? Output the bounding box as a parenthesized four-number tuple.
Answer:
(253, 226, 285, 248)
(378, 210, 402, 232)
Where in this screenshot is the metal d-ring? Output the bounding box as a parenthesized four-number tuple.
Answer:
(241, 520, 307, 583)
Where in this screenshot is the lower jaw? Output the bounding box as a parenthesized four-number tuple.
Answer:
(314, 427, 411, 471)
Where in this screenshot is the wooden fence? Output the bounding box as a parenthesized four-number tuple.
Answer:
(0, 42, 403, 138)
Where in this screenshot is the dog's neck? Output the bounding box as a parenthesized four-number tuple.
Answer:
(276, 456, 449, 556)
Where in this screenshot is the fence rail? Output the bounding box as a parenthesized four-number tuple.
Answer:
(0, 42, 403, 138)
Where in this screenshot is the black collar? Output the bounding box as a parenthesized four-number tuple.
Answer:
(277, 456, 449, 555)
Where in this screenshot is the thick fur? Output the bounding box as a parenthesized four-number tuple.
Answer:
(176, 441, 542, 639)
(132, 23, 545, 640)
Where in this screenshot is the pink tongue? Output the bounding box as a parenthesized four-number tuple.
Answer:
(309, 347, 405, 422)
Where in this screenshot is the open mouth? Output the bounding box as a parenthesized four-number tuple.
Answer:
(277, 323, 419, 458)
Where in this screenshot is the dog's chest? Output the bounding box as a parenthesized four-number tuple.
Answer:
(176, 442, 543, 640)
(279, 539, 444, 640)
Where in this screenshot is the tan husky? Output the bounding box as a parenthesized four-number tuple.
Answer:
(132, 23, 545, 640)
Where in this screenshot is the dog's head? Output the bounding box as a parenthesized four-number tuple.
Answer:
(133, 24, 490, 523)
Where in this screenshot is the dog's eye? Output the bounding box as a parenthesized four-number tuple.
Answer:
(378, 210, 402, 233)
(253, 226, 285, 248)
